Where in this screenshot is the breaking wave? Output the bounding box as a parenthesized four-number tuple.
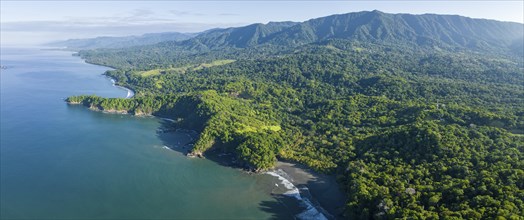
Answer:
(266, 169, 328, 220)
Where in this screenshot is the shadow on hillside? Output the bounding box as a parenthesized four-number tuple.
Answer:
(155, 120, 241, 169)
(203, 148, 249, 170)
(155, 120, 197, 155)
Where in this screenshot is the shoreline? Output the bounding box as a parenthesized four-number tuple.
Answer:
(108, 78, 135, 98)
(268, 161, 346, 220)
(44, 47, 135, 99)
(67, 50, 345, 219)
(68, 101, 346, 219)
(204, 149, 345, 220)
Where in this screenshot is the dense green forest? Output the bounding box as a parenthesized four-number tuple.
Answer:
(68, 11, 524, 219)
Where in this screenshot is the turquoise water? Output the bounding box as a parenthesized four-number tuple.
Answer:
(0, 48, 292, 219)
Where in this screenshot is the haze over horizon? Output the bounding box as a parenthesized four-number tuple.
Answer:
(1, 1, 523, 46)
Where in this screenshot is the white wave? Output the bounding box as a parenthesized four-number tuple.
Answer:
(296, 197, 328, 220)
(266, 169, 328, 220)
(159, 117, 176, 122)
(113, 85, 134, 98)
(108, 76, 134, 98)
(266, 170, 299, 196)
(125, 89, 134, 98)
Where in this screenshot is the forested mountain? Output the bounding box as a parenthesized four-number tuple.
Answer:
(161, 10, 524, 51)
(77, 10, 523, 69)
(68, 11, 524, 219)
(182, 21, 298, 49)
(266, 10, 523, 50)
(46, 32, 196, 49)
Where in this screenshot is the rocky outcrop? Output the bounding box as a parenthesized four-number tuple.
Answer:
(187, 150, 204, 158)
(85, 105, 129, 114)
(103, 109, 129, 114)
(133, 110, 153, 116)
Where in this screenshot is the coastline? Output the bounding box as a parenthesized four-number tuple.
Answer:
(268, 161, 346, 220)
(68, 51, 345, 219)
(67, 93, 345, 219)
(44, 47, 136, 99)
(108, 78, 135, 98)
(270, 161, 346, 219)
(204, 149, 346, 220)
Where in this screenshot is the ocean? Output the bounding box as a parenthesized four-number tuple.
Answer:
(0, 48, 307, 219)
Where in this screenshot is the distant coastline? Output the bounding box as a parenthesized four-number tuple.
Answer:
(44, 47, 134, 99)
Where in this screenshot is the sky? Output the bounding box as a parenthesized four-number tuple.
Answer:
(1, 1, 523, 46)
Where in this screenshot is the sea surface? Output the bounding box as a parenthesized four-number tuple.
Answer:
(0, 48, 299, 219)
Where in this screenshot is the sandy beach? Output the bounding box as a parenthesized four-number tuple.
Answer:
(109, 77, 135, 98)
(271, 161, 347, 219)
(202, 148, 346, 219)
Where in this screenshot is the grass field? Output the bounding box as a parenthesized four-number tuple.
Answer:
(138, 60, 236, 77)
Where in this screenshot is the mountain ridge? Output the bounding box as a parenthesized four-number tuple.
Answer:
(77, 10, 523, 70)
(186, 10, 523, 51)
(46, 32, 197, 49)
(54, 11, 523, 53)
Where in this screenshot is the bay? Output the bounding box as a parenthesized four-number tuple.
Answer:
(0, 48, 292, 219)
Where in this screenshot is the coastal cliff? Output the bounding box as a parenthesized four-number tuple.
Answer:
(65, 91, 283, 172)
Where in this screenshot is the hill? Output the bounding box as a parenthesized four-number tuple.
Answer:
(46, 32, 197, 49)
(166, 10, 523, 52)
(267, 10, 523, 50)
(77, 11, 523, 69)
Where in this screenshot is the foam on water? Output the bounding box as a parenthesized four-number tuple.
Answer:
(266, 169, 328, 220)
(160, 117, 176, 123)
(109, 77, 134, 98)
(125, 89, 134, 98)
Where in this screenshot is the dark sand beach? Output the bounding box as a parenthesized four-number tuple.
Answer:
(272, 161, 346, 219)
(200, 147, 346, 219)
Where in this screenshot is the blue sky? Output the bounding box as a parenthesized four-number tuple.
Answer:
(1, 1, 523, 46)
